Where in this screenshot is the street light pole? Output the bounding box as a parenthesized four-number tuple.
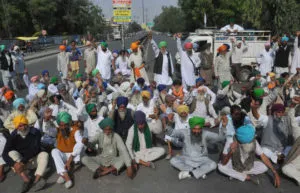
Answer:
(142, 0, 145, 24)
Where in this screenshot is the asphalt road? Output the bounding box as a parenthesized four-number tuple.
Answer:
(0, 35, 299, 193)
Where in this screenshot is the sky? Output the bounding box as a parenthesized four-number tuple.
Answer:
(92, 0, 178, 24)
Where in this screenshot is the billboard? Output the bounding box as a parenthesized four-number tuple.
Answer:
(112, 0, 132, 23)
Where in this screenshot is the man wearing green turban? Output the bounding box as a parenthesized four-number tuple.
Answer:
(82, 117, 136, 179)
(0, 45, 5, 52)
(96, 41, 115, 81)
(149, 33, 174, 86)
(52, 111, 84, 189)
(169, 116, 217, 180)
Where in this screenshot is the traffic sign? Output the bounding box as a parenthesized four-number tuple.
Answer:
(112, 0, 132, 23)
(147, 22, 154, 27)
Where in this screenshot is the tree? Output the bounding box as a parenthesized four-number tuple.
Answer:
(126, 21, 142, 33)
(153, 6, 186, 33)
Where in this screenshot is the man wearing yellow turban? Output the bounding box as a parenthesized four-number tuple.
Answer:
(169, 116, 217, 180)
(2, 115, 49, 192)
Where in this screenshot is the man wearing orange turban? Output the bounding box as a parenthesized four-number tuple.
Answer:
(57, 44, 71, 82)
(214, 44, 233, 87)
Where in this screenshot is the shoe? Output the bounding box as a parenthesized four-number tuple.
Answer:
(165, 154, 172, 160)
(56, 176, 65, 184)
(21, 180, 32, 193)
(64, 180, 73, 189)
(32, 178, 46, 192)
(149, 162, 156, 169)
(178, 171, 191, 180)
(93, 167, 102, 179)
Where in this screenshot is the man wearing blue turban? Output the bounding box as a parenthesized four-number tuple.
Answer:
(218, 124, 281, 187)
(274, 35, 291, 78)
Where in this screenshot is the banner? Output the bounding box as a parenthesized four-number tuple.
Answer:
(112, 0, 132, 23)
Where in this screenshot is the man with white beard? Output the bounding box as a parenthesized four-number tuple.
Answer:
(170, 116, 217, 180)
(115, 50, 131, 76)
(218, 124, 281, 187)
(82, 118, 136, 179)
(83, 41, 97, 77)
(190, 86, 218, 128)
(129, 85, 143, 110)
(109, 96, 134, 141)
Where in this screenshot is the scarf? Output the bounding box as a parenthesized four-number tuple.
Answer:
(172, 86, 184, 99)
(133, 123, 152, 152)
(134, 64, 145, 78)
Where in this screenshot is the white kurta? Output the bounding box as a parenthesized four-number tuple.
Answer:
(220, 24, 244, 33)
(291, 37, 300, 74)
(256, 49, 275, 76)
(214, 52, 232, 83)
(151, 39, 174, 86)
(83, 116, 103, 140)
(12, 52, 25, 74)
(231, 42, 248, 63)
(96, 47, 113, 80)
(57, 52, 70, 79)
(115, 56, 131, 76)
(84, 48, 97, 74)
(177, 38, 201, 87)
(128, 48, 150, 85)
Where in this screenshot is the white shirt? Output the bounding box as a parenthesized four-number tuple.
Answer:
(220, 24, 244, 33)
(231, 42, 248, 63)
(136, 99, 156, 122)
(83, 116, 103, 140)
(96, 47, 113, 80)
(256, 49, 275, 76)
(174, 113, 191, 130)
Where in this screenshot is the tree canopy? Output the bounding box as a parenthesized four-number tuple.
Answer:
(0, 0, 106, 38)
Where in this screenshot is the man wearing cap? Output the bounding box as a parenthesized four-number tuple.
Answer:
(176, 33, 201, 89)
(126, 111, 165, 168)
(218, 124, 280, 187)
(83, 103, 104, 142)
(0, 44, 17, 91)
(220, 18, 244, 34)
(51, 112, 84, 189)
(170, 116, 217, 180)
(2, 115, 49, 192)
(110, 96, 134, 141)
(274, 36, 292, 77)
(251, 101, 297, 164)
(84, 41, 97, 77)
(57, 45, 71, 83)
(96, 42, 115, 81)
(82, 118, 136, 179)
(149, 34, 174, 86)
(256, 42, 275, 76)
(129, 42, 149, 85)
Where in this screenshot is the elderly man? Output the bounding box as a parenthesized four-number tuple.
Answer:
(251, 102, 296, 164)
(170, 116, 217, 180)
(231, 38, 248, 81)
(57, 45, 70, 82)
(256, 42, 275, 76)
(96, 42, 115, 82)
(83, 103, 104, 142)
(57, 83, 76, 107)
(215, 44, 233, 85)
(84, 41, 97, 77)
(150, 34, 174, 86)
(51, 112, 84, 189)
(190, 86, 218, 128)
(218, 125, 280, 187)
(176, 33, 201, 89)
(126, 111, 165, 168)
(4, 98, 37, 132)
(110, 96, 134, 141)
(3, 115, 49, 192)
(82, 118, 136, 179)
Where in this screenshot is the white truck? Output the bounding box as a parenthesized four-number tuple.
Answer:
(175, 29, 271, 81)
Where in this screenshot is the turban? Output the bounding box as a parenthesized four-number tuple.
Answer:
(86, 41, 91, 46)
(269, 72, 276, 78)
(57, 83, 66, 91)
(218, 45, 227, 53)
(4, 90, 14, 100)
(42, 70, 49, 76)
(0, 45, 5, 52)
(75, 81, 82, 88)
(277, 78, 285, 85)
(31, 75, 39, 83)
(37, 83, 46, 90)
(132, 85, 141, 93)
(92, 69, 99, 77)
(165, 94, 176, 103)
(268, 82, 276, 89)
(75, 73, 83, 79)
(229, 18, 235, 23)
(131, 43, 138, 50)
(236, 124, 255, 144)
(158, 41, 167, 49)
(196, 77, 205, 84)
(177, 105, 189, 114)
(271, 103, 285, 114)
(253, 80, 261, 87)
(86, 103, 96, 114)
(264, 42, 271, 47)
(99, 118, 115, 129)
(141, 90, 151, 99)
(193, 43, 199, 50)
(127, 49, 132, 54)
(281, 36, 289, 42)
(253, 88, 265, 99)
(157, 84, 167, 92)
(56, 111, 72, 125)
(50, 76, 58, 84)
(13, 98, 26, 109)
(37, 89, 46, 98)
(222, 81, 230, 89)
(117, 96, 129, 107)
(137, 77, 145, 85)
(13, 115, 28, 129)
(59, 45, 66, 51)
(101, 42, 108, 48)
(189, 116, 205, 129)
(134, 111, 146, 125)
(184, 42, 193, 50)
